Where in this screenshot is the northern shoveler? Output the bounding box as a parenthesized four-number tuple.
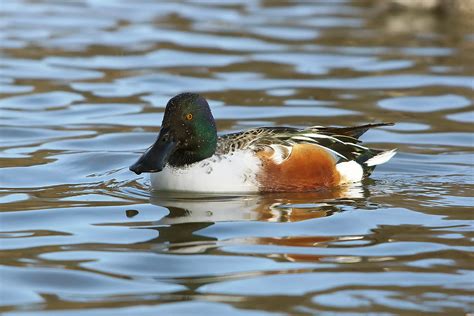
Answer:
(130, 93, 396, 192)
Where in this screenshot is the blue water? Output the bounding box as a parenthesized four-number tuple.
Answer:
(1, 0, 473, 315)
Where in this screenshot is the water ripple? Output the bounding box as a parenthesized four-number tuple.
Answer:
(1, 0, 473, 314)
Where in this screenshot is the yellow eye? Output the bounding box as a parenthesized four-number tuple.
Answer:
(185, 113, 193, 121)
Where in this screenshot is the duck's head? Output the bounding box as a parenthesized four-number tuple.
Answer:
(129, 93, 217, 175)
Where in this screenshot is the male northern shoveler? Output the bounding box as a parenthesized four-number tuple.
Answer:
(130, 93, 396, 192)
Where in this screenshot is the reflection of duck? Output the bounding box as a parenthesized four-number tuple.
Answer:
(149, 184, 368, 225)
(130, 93, 396, 193)
(125, 186, 370, 260)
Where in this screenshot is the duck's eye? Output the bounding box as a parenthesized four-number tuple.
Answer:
(185, 113, 193, 121)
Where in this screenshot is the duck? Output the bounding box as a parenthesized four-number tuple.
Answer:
(130, 92, 396, 193)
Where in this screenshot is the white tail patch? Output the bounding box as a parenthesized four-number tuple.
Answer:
(365, 149, 397, 167)
(336, 160, 364, 183)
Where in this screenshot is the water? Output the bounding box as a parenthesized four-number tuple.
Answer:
(1, 0, 473, 314)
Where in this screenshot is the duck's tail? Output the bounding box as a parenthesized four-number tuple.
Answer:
(314, 122, 394, 139)
(356, 148, 397, 177)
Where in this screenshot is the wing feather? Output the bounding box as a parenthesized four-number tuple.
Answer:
(216, 123, 393, 166)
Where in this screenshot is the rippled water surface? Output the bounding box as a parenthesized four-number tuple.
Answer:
(1, 0, 473, 315)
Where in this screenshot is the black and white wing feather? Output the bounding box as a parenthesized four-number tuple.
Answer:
(216, 123, 394, 174)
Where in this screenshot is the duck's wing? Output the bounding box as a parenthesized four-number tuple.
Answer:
(216, 126, 299, 155)
(217, 123, 394, 169)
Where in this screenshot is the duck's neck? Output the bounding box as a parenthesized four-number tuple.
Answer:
(168, 136, 217, 167)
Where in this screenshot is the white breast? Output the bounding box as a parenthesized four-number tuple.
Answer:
(150, 150, 262, 193)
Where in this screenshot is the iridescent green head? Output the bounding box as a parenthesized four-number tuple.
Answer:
(130, 93, 217, 174)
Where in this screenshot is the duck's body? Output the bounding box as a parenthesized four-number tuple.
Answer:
(150, 125, 396, 192)
(130, 93, 396, 193)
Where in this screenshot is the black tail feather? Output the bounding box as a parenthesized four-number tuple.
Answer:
(319, 122, 394, 139)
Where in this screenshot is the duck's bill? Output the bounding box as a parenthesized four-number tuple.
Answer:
(129, 136, 177, 175)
